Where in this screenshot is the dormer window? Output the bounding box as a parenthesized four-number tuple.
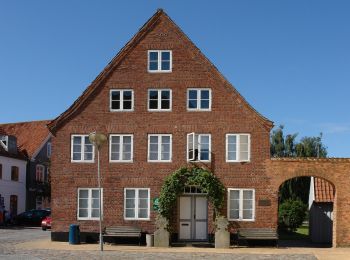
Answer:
(148, 50, 172, 72)
(0, 135, 8, 150)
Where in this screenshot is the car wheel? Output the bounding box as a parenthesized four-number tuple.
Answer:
(42, 227, 47, 231)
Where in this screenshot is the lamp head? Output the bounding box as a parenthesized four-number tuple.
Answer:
(89, 132, 107, 149)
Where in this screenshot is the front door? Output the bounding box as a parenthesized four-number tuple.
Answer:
(179, 195, 208, 241)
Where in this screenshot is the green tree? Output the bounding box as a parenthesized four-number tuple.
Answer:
(270, 126, 327, 204)
(278, 199, 307, 231)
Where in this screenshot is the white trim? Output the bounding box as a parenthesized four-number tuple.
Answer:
(31, 134, 52, 160)
(147, 134, 172, 162)
(187, 88, 212, 111)
(109, 89, 134, 112)
(77, 188, 103, 220)
(147, 50, 172, 73)
(186, 133, 211, 162)
(109, 134, 133, 163)
(147, 89, 172, 112)
(70, 135, 95, 163)
(227, 188, 255, 222)
(226, 134, 251, 162)
(124, 188, 150, 220)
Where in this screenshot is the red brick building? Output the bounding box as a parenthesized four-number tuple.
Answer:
(48, 9, 350, 246)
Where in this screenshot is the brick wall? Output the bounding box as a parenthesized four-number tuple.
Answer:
(50, 12, 350, 247)
(50, 13, 273, 237)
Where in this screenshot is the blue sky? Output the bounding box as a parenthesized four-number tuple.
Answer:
(0, 1, 349, 157)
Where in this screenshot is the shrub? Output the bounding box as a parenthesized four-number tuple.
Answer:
(278, 198, 307, 231)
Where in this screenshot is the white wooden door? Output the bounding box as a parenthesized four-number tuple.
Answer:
(179, 196, 191, 240)
(179, 196, 208, 241)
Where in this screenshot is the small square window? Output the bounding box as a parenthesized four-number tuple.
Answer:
(148, 89, 172, 111)
(110, 89, 134, 111)
(109, 134, 133, 162)
(148, 50, 172, 72)
(187, 89, 211, 111)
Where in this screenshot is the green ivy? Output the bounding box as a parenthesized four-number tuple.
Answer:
(158, 166, 225, 220)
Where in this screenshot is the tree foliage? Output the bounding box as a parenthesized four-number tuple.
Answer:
(158, 167, 225, 221)
(278, 198, 307, 231)
(271, 125, 328, 204)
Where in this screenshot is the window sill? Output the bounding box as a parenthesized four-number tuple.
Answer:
(186, 109, 212, 112)
(148, 160, 172, 163)
(109, 160, 133, 163)
(147, 70, 172, 73)
(71, 161, 95, 163)
(109, 109, 134, 112)
(228, 219, 255, 222)
(124, 218, 151, 221)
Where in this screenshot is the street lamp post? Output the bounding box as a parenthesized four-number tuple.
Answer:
(89, 132, 107, 252)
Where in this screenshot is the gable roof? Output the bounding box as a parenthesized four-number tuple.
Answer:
(0, 120, 51, 159)
(314, 177, 334, 203)
(48, 9, 273, 134)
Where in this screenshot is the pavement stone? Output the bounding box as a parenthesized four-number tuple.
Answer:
(0, 227, 318, 260)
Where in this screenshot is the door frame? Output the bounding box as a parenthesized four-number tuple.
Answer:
(178, 194, 208, 242)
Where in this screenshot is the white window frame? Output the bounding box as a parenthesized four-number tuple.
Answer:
(47, 142, 51, 158)
(147, 134, 172, 162)
(227, 188, 255, 221)
(186, 133, 211, 162)
(109, 134, 133, 163)
(187, 88, 212, 111)
(71, 135, 95, 163)
(147, 50, 172, 73)
(124, 188, 150, 220)
(109, 89, 134, 112)
(147, 89, 172, 111)
(226, 134, 251, 162)
(77, 188, 103, 220)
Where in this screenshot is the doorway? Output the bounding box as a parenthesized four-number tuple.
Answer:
(179, 195, 208, 241)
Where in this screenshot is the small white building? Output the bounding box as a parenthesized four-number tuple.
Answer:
(0, 131, 27, 217)
(308, 176, 334, 244)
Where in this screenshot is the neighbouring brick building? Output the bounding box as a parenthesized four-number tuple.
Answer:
(48, 9, 350, 246)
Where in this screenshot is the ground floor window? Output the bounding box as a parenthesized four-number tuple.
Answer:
(228, 188, 255, 221)
(77, 188, 102, 220)
(124, 188, 150, 220)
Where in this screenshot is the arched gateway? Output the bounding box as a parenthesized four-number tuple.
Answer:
(266, 158, 350, 247)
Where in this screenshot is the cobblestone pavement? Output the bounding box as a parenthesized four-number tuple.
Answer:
(0, 227, 317, 260)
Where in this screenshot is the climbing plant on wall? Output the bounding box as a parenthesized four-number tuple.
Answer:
(158, 166, 225, 220)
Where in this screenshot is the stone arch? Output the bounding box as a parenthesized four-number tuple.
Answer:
(266, 158, 350, 247)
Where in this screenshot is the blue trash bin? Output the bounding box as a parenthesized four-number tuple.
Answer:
(69, 224, 81, 244)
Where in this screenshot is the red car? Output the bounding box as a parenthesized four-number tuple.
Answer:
(41, 216, 51, 231)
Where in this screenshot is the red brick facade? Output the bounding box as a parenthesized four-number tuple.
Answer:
(49, 10, 350, 246)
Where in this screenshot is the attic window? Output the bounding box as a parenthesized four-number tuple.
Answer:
(148, 50, 172, 72)
(0, 136, 8, 151)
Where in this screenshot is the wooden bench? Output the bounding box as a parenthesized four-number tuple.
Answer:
(103, 226, 142, 245)
(237, 228, 278, 244)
